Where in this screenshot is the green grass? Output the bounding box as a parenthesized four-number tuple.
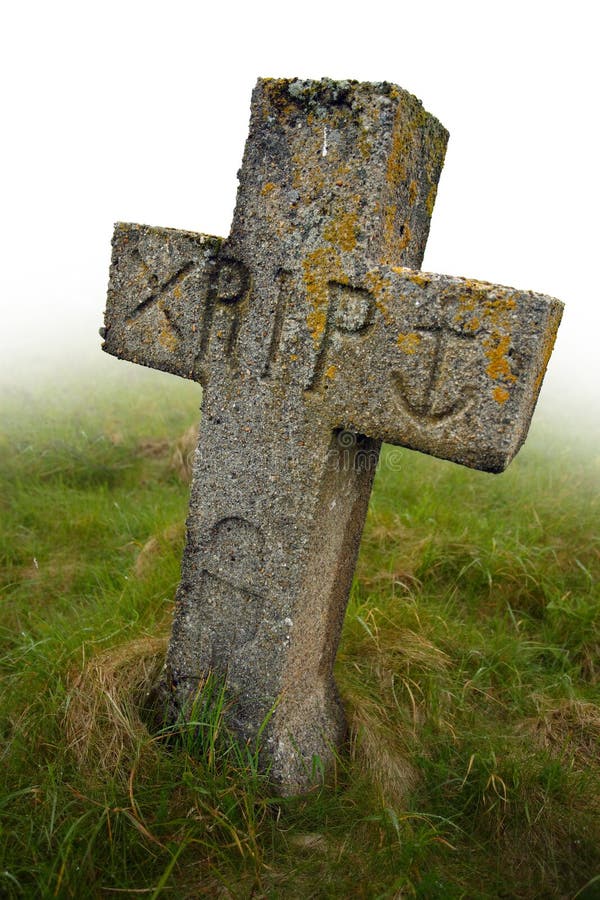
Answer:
(1, 362, 599, 898)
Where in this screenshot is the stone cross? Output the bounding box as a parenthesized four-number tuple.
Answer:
(102, 78, 562, 793)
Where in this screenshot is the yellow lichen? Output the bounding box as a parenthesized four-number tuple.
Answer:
(453, 284, 519, 402)
(358, 128, 372, 159)
(483, 333, 517, 383)
(306, 309, 327, 341)
(425, 185, 438, 217)
(424, 127, 449, 207)
(158, 325, 178, 352)
(386, 117, 408, 187)
(408, 180, 418, 206)
(493, 386, 510, 404)
(399, 223, 411, 251)
(323, 212, 358, 252)
(385, 102, 427, 196)
(397, 332, 422, 354)
(534, 308, 562, 393)
(408, 271, 430, 288)
(261, 181, 276, 196)
(365, 270, 392, 324)
(303, 247, 342, 344)
(154, 300, 178, 352)
(325, 364, 337, 380)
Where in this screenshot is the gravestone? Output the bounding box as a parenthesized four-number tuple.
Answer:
(102, 78, 563, 793)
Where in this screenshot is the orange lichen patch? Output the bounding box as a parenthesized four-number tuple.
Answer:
(365, 270, 390, 297)
(397, 332, 422, 354)
(306, 309, 327, 342)
(173, 285, 182, 299)
(453, 285, 519, 394)
(483, 333, 517, 383)
(454, 287, 479, 320)
(408, 271, 430, 288)
(493, 386, 510, 404)
(325, 364, 337, 380)
(385, 100, 429, 205)
(261, 80, 298, 119)
(425, 184, 438, 217)
(424, 127, 448, 206)
(335, 160, 351, 179)
(358, 128, 372, 159)
(158, 324, 178, 352)
(261, 181, 276, 196)
(365, 270, 392, 324)
(385, 112, 409, 187)
(483, 293, 516, 321)
(303, 247, 343, 344)
(323, 212, 358, 252)
(399, 223, 411, 251)
(390, 265, 430, 289)
(367, 109, 444, 256)
(534, 308, 562, 393)
(154, 299, 179, 352)
(382, 200, 413, 264)
(454, 285, 515, 326)
(481, 295, 518, 387)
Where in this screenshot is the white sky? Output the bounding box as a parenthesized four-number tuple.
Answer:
(1, 0, 597, 421)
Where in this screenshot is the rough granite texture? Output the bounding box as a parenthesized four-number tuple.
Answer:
(102, 78, 563, 793)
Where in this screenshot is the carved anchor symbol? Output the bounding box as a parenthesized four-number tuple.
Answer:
(394, 326, 477, 423)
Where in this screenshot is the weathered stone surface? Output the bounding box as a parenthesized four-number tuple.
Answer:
(102, 78, 562, 793)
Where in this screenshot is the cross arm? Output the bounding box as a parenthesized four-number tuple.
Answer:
(102, 223, 227, 382)
(301, 262, 563, 473)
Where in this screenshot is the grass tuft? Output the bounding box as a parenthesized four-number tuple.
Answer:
(64, 635, 168, 776)
(522, 697, 600, 769)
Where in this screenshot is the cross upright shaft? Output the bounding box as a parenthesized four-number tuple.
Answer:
(103, 78, 562, 792)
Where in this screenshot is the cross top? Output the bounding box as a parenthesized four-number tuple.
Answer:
(103, 78, 562, 793)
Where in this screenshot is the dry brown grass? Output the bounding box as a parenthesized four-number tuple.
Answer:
(170, 423, 199, 483)
(346, 700, 420, 803)
(137, 437, 171, 458)
(64, 636, 168, 775)
(522, 697, 600, 771)
(339, 613, 451, 805)
(133, 523, 185, 579)
(135, 420, 198, 483)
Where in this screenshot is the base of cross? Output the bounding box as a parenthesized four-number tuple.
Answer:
(147, 668, 348, 793)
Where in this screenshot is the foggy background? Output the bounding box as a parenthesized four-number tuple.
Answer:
(1, 0, 597, 429)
